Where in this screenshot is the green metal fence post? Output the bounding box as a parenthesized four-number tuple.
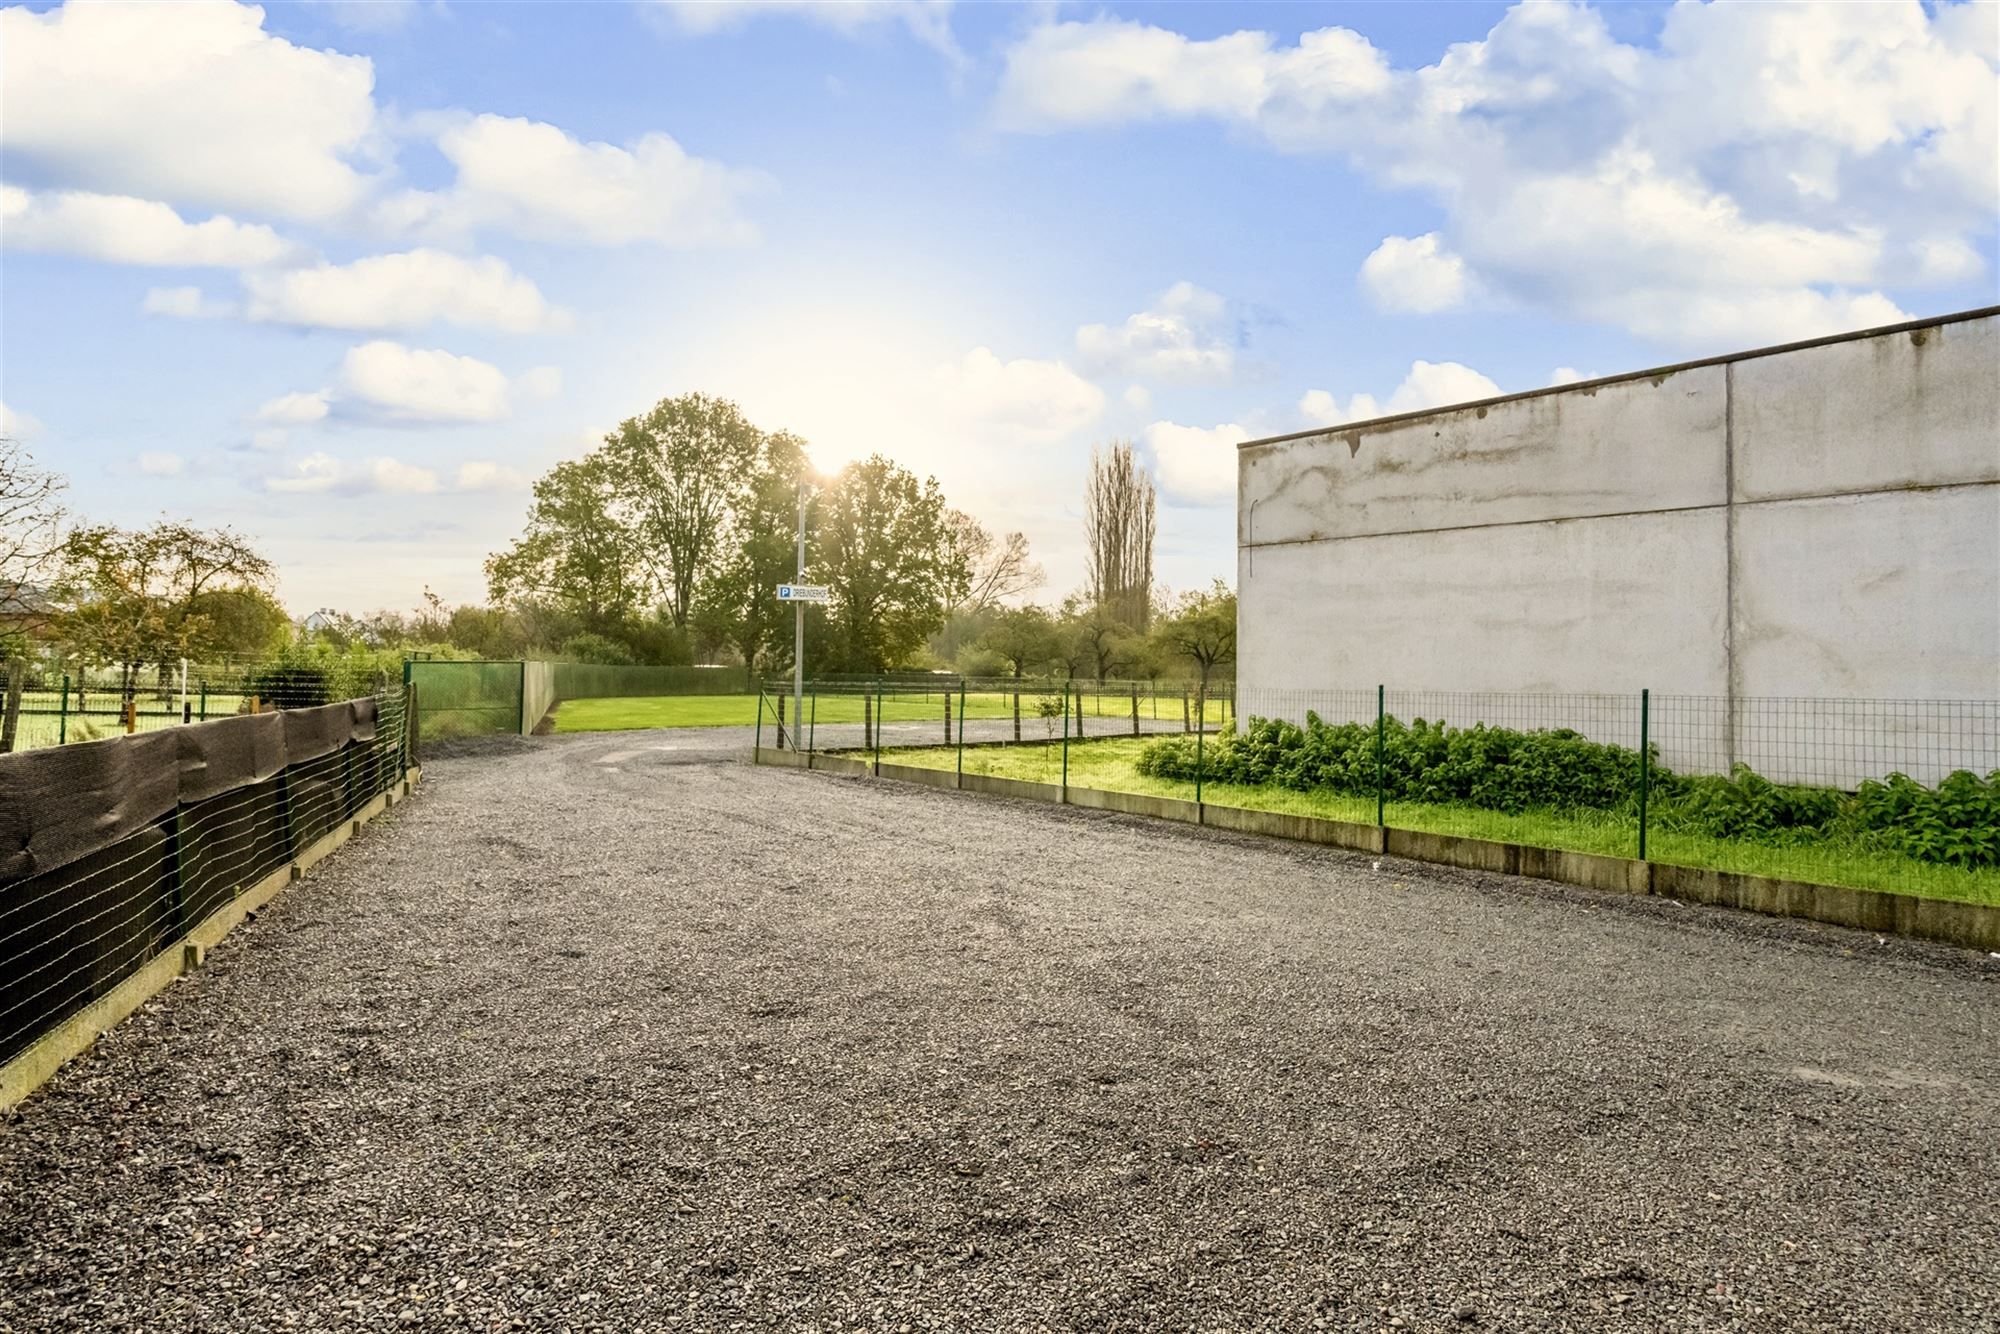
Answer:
(755, 688, 765, 758)
(1638, 688, 1651, 862)
(956, 679, 967, 785)
(198, 681, 207, 721)
(808, 690, 817, 760)
(1061, 684, 1071, 799)
(517, 660, 528, 736)
(1375, 684, 1386, 829)
(58, 673, 69, 745)
(1195, 691, 1205, 815)
(873, 681, 882, 776)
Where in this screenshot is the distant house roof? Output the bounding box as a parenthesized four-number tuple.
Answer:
(0, 584, 53, 617)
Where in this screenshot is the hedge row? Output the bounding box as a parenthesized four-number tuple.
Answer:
(1136, 714, 2000, 870)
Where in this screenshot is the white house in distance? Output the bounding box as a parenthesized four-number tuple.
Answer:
(1233, 307, 2000, 786)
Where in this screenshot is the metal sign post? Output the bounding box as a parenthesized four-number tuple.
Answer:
(776, 484, 832, 750)
(794, 480, 805, 752)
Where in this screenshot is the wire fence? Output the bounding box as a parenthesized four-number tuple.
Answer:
(756, 678, 1235, 757)
(0, 687, 412, 1068)
(778, 682, 2000, 904)
(405, 660, 1233, 742)
(6, 660, 404, 753)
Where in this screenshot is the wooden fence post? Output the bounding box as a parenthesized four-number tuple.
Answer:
(0, 660, 22, 753)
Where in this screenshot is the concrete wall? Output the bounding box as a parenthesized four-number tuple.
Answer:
(521, 661, 557, 736)
(1237, 309, 2000, 785)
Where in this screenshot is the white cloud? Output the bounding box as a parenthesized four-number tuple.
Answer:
(1123, 385, 1152, 413)
(1143, 421, 1248, 503)
(1549, 367, 1584, 387)
(254, 390, 333, 427)
(1359, 233, 1467, 313)
(1599, 287, 1909, 349)
(241, 249, 569, 333)
(1, 186, 297, 267)
(648, 1, 962, 65)
(262, 344, 550, 431)
(336, 341, 513, 423)
(997, 18, 1389, 130)
(0, 402, 41, 440)
(932, 347, 1104, 440)
(265, 451, 441, 496)
(137, 451, 185, 477)
(454, 460, 529, 492)
(1076, 282, 1236, 383)
(996, 3, 1998, 346)
(377, 114, 769, 247)
(0, 1, 378, 221)
(1300, 360, 1503, 427)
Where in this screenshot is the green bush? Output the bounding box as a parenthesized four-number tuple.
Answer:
(1137, 713, 1999, 870)
(244, 642, 402, 709)
(559, 632, 636, 666)
(1139, 713, 1648, 813)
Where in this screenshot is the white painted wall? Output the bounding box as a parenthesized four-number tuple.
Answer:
(1237, 310, 2000, 784)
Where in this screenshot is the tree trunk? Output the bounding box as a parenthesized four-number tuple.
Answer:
(0, 660, 22, 753)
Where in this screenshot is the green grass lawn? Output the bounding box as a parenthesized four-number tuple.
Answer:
(876, 735, 2000, 906)
(550, 691, 1232, 735)
(13, 693, 251, 751)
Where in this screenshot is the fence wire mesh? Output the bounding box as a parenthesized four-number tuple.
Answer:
(760, 679, 1234, 761)
(0, 689, 410, 1067)
(9, 662, 386, 753)
(767, 681, 1998, 905)
(406, 660, 525, 738)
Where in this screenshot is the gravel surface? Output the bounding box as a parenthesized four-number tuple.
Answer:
(3, 728, 1997, 1332)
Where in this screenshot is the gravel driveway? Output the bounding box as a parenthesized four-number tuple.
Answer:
(3, 729, 1996, 1332)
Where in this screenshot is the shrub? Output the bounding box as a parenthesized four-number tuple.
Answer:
(559, 632, 636, 666)
(1139, 712, 1649, 813)
(1135, 714, 1998, 870)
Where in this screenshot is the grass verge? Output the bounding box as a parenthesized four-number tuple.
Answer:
(875, 736, 2000, 907)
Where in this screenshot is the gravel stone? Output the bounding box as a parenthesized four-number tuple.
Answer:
(3, 728, 1996, 1331)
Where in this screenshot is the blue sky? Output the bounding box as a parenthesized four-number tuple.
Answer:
(3, 0, 1995, 617)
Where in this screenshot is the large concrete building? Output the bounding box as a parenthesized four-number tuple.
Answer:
(1235, 307, 2000, 784)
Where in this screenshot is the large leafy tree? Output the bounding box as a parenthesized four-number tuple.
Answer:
(1061, 594, 1139, 682)
(693, 431, 812, 687)
(485, 453, 645, 634)
(975, 603, 1062, 742)
(817, 455, 968, 672)
(54, 522, 276, 684)
(977, 604, 1060, 679)
(602, 392, 762, 627)
(1153, 579, 1237, 705)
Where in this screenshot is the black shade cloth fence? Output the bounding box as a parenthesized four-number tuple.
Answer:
(0, 691, 409, 1066)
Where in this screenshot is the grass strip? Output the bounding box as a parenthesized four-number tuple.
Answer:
(876, 737, 2000, 907)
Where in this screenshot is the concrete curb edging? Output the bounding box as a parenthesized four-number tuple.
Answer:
(0, 767, 423, 1113)
(753, 747, 1999, 952)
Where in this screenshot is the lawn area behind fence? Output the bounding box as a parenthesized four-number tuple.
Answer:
(873, 731, 2000, 907)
